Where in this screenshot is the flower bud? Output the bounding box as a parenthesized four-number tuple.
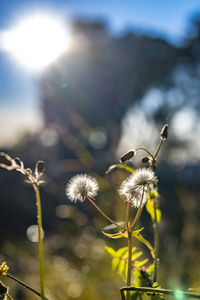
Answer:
(160, 124, 168, 141)
(35, 161, 45, 177)
(120, 150, 135, 163)
(141, 156, 150, 163)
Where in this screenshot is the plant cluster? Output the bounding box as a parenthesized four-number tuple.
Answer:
(0, 124, 200, 300)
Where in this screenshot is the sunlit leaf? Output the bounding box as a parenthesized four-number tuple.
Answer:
(146, 198, 162, 223)
(153, 282, 161, 289)
(112, 257, 119, 271)
(122, 247, 136, 260)
(131, 251, 143, 261)
(105, 246, 116, 257)
(132, 232, 155, 260)
(105, 164, 135, 174)
(102, 227, 144, 239)
(146, 263, 154, 275)
(133, 268, 141, 286)
(102, 231, 126, 239)
(146, 189, 161, 223)
(134, 258, 148, 268)
(116, 247, 128, 257)
(118, 259, 126, 276)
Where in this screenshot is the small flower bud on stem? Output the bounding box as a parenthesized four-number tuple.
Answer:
(120, 150, 135, 163)
(160, 124, 168, 141)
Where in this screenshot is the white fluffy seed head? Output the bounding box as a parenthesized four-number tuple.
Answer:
(66, 174, 99, 202)
(130, 168, 155, 188)
(119, 168, 155, 207)
(119, 179, 147, 208)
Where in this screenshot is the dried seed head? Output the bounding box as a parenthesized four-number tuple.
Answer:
(66, 174, 99, 202)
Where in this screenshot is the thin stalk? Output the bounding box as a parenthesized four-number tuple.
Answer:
(125, 202, 131, 229)
(126, 230, 133, 300)
(154, 140, 163, 159)
(86, 196, 124, 230)
(130, 187, 145, 229)
(7, 273, 45, 299)
(33, 183, 45, 300)
(135, 147, 154, 158)
(120, 286, 200, 300)
(153, 199, 159, 282)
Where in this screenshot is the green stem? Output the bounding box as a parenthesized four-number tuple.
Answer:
(135, 147, 154, 158)
(33, 184, 45, 300)
(125, 202, 131, 229)
(7, 273, 45, 299)
(154, 140, 163, 159)
(153, 199, 159, 282)
(86, 196, 124, 230)
(120, 286, 200, 300)
(130, 187, 145, 229)
(126, 229, 133, 300)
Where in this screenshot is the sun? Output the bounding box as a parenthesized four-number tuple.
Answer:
(1, 14, 70, 71)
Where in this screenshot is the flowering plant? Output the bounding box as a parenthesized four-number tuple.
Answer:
(66, 124, 168, 300)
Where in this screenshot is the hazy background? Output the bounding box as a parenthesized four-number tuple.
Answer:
(1, 1, 200, 299)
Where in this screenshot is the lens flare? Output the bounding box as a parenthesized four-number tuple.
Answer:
(1, 14, 70, 71)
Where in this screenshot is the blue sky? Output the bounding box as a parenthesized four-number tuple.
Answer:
(0, 0, 200, 147)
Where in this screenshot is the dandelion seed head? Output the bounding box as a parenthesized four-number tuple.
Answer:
(119, 179, 147, 208)
(131, 168, 155, 188)
(66, 174, 99, 202)
(119, 168, 155, 207)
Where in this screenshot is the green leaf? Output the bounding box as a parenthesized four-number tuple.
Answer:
(118, 260, 126, 276)
(132, 232, 155, 260)
(146, 263, 154, 274)
(131, 251, 143, 261)
(116, 247, 128, 257)
(133, 268, 141, 286)
(105, 246, 116, 257)
(106, 246, 145, 280)
(112, 248, 128, 274)
(146, 198, 162, 223)
(112, 257, 119, 271)
(105, 164, 135, 174)
(146, 190, 162, 223)
(102, 231, 127, 239)
(122, 247, 136, 260)
(134, 258, 148, 268)
(153, 282, 161, 289)
(102, 227, 144, 239)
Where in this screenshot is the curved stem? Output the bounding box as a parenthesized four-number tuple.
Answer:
(33, 184, 45, 300)
(86, 196, 124, 230)
(135, 147, 154, 158)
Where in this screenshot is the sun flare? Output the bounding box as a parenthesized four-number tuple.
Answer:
(1, 14, 70, 71)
